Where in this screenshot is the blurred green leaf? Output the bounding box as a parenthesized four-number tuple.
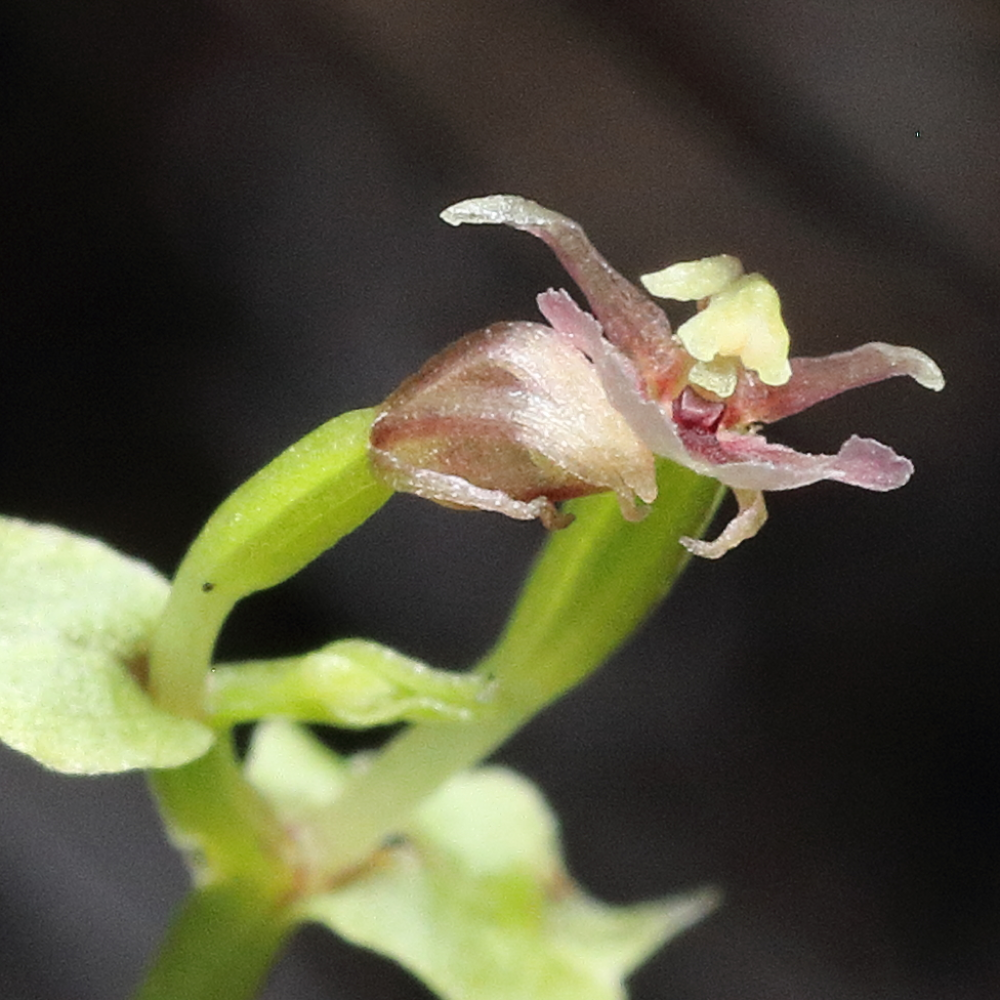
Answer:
(0, 517, 213, 773)
(480, 458, 724, 704)
(246, 721, 717, 1000)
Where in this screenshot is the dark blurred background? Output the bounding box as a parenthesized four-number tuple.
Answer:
(2, 1, 998, 998)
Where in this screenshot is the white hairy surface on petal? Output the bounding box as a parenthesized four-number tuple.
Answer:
(487, 325, 658, 504)
(370, 450, 570, 527)
(440, 194, 563, 230)
(536, 289, 691, 468)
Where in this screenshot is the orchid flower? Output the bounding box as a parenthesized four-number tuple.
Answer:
(371, 196, 943, 557)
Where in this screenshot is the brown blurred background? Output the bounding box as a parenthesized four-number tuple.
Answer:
(2, 1, 999, 998)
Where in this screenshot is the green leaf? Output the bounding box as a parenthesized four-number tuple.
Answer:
(0, 517, 214, 774)
(246, 721, 717, 1000)
(208, 639, 492, 728)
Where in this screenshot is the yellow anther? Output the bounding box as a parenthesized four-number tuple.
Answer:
(642, 255, 793, 394)
(687, 358, 741, 398)
(640, 254, 744, 301)
(676, 274, 792, 389)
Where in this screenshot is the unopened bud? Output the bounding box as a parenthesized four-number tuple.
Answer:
(370, 321, 657, 528)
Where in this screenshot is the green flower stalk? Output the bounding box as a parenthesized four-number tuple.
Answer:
(147, 407, 392, 719)
(305, 459, 723, 881)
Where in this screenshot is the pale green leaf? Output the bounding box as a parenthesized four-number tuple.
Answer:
(208, 639, 492, 727)
(246, 721, 717, 1000)
(0, 517, 214, 773)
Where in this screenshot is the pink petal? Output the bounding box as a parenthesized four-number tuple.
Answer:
(536, 287, 605, 356)
(371, 318, 658, 524)
(443, 195, 687, 393)
(537, 289, 693, 469)
(535, 291, 917, 496)
(373, 450, 573, 528)
(687, 430, 914, 492)
(724, 342, 945, 428)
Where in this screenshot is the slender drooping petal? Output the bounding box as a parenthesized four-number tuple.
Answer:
(441, 196, 690, 397)
(722, 342, 945, 428)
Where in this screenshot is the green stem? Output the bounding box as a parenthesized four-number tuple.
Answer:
(148, 407, 391, 718)
(147, 583, 236, 722)
(149, 738, 290, 882)
(131, 878, 295, 1000)
(137, 739, 299, 1000)
(138, 410, 393, 998)
(138, 430, 719, 997)
(312, 461, 723, 876)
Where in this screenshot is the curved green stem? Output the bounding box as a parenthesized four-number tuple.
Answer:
(132, 878, 296, 1000)
(148, 407, 392, 718)
(137, 408, 394, 999)
(138, 426, 720, 999)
